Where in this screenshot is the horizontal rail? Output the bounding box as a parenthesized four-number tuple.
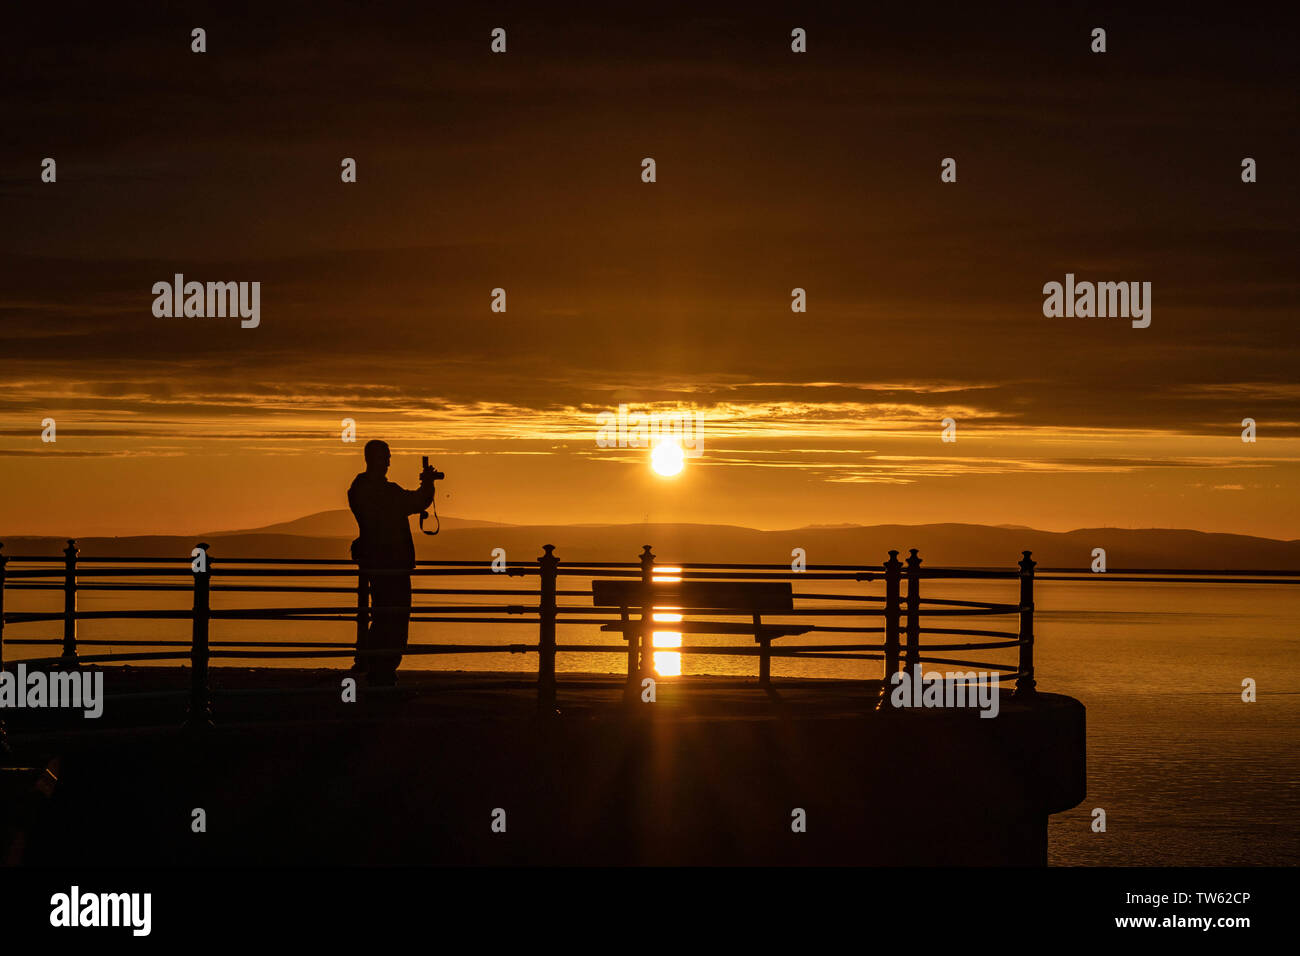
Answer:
(914, 568, 1020, 580)
(918, 597, 1020, 609)
(586, 606, 889, 617)
(916, 640, 1023, 651)
(3, 583, 596, 597)
(908, 607, 1020, 616)
(5, 610, 196, 622)
(9, 642, 892, 662)
(1028, 574, 1300, 585)
(6, 554, 1297, 576)
(1036, 567, 1300, 576)
(908, 627, 1020, 639)
(913, 656, 1022, 671)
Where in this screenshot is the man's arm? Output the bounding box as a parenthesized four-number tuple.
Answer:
(346, 479, 366, 564)
(395, 476, 436, 516)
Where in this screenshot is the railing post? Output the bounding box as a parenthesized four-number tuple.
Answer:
(1014, 550, 1037, 698)
(0, 542, 9, 756)
(878, 550, 902, 707)
(904, 549, 922, 679)
(638, 544, 655, 682)
(61, 539, 78, 665)
(537, 544, 559, 713)
(185, 543, 213, 731)
(355, 568, 370, 671)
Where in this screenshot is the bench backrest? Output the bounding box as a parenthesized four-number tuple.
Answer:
(592, 579, 794, 612)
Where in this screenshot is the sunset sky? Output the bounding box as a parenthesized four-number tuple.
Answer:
(2, 4, 1297, 537)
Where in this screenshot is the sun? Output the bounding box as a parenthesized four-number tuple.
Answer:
(651, 439, 685, 477)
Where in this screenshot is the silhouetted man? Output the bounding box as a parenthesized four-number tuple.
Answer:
(348, 440, 436, 685)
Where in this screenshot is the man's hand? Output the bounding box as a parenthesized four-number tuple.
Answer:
(419, 463, 437, 485)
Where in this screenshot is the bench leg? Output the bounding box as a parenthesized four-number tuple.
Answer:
(620, 609, 638, 702)
(754, 612, 771, 686)
(625, 644, 638, 697)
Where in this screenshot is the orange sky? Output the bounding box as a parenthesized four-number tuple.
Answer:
(1, 5, 1296, 538)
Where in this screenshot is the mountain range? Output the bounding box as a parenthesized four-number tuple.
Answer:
(3, 510, 1298, 570)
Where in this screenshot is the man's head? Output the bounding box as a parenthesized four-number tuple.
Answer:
(363, 439, 391, 475)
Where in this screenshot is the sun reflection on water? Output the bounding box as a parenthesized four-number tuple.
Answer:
(652, 566, 682, 676)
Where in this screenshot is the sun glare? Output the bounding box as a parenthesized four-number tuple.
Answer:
(650, 439, 685, 477)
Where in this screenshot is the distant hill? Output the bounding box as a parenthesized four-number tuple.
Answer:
(2, 514, 1299, 570)
(214, 510, 514, 537)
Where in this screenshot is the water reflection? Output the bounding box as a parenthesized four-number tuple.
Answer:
(652, 566, 682, 676)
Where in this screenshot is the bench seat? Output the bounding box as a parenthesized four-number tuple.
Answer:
(599, 621, 812, 638)
(592, 576, 808, 687)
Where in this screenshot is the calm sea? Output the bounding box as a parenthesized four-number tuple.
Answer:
(4, 571, 1297, 865)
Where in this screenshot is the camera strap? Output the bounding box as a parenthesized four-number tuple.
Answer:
(419, 496, 440, 536)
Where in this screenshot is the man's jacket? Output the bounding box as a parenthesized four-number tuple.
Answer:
(347, 472, 435, 570)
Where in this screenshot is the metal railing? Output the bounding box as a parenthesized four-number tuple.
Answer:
(0, 539, 1038, 732)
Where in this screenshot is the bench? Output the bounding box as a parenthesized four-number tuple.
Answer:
(591, 579, 813, 686)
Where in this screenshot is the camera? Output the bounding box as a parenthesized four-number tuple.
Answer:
(421, 455, 445, 481)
